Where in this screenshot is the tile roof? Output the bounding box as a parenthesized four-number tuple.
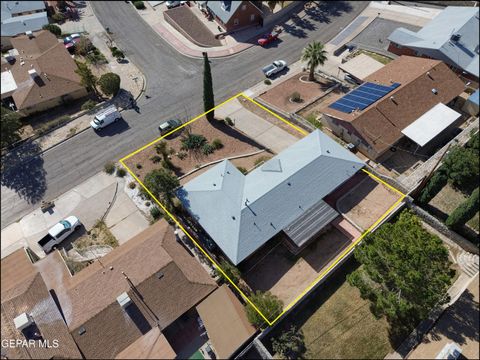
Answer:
(59, 220, 216, 359)
(388, 7, 479, 77)
(196, 285, 256, 359)
(178, 130, 364, 264)
(2, 30, 85, 110)
(321, 56, 465, 155)
(1, 250, 82, 360)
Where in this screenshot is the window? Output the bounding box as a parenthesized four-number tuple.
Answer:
(242, 4, 247, 10)
(233, 18, 239, 25)
(250, 14, 255, 22)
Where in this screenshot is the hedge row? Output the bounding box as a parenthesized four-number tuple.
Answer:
(445, 187, 479, 229)
(418, 168, 448, 205)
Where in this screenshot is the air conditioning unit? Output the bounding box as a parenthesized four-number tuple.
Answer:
(116, 292, 132, 309)
(25, 30, 34, 38)
(14, 313, 34, 331)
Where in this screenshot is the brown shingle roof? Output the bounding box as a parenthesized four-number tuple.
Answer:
(322, 56, 465, 155)
(60, 220, 216, 359)
(115, 327, 176, 359)
(1, 250, 82, 359)
(3, 30, 85, 110)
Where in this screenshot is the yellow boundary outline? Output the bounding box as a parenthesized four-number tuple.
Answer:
(119, 93, 406, 326)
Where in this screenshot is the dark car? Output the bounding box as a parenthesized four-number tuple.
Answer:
(159, 119, 182, 135)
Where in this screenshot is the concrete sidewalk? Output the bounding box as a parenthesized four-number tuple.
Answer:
(1, 172, 149, 260)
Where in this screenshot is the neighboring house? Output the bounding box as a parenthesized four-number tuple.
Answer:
(1, 1, 48, 50)
(321, 56, 465, 161)
(196, 284, 257, 359)
(54, 221, 217, 359)
(0, 249, 82, 359)
(177, 129, 364, 265)
(462, 88, 479, 116)
(388, 6, 479, 80)
(0, 30, 87, 116)
(206, 1, 263, 32)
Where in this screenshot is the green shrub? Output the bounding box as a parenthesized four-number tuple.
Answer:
(98, 72, 121, 97)
(104, 162, 115, 174)
(445, 187, 479, 229)
(177, 151, 187, 160)
(136, 163, 142, 169)
(418, 168, 448, 204)
(291, 91, 302, 102)
(150, 206, 162, 220)
(150, 155, 161, 163)
(85, 47, 108, 65)
(466, 131, 479, 151)
(211, 138, 223, 150)
(133, 1, 145, 9)
(116, 168, 126, 177)
(181, 133, 207, 151)
(81, 99, 97, 111)
(214, 259, 241, 284)
(225, 117, 234, 126)
(74, 37, 93, 56)
(306, 113, 323, 129)
(145, 201, 151, 207)
(246, 291, 283, 328)
(202, 143, 215, 155)
(161, 159, 174, 170)
(52, 13, 65, 23)
(264, 79, 272, 85)
(128, 181, 136, 189)
(42, 24, 61, 36)
(237, 166, 248, 175)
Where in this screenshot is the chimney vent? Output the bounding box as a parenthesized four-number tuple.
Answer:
(25, 30, 33, 38)
(28, 68, 38, 79)
(116, 292, 132, 309)
(14, 313, 34, 331)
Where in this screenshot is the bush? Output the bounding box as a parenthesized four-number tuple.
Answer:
(161, 159, 174, 170)
(254, 155, 271, 167)
(145, 201, 151, 207)
(128, 181, 136, 189)
(211, 138, 223, 150)
(290, 91, 302, 102)
(150, 155, 162, 163)
(74, 37, 93, 56)
(442, 146, 479, 191)
(225, 117, 234, 126)
(81, 99, 97, 111)
(181, 133, 207, 151)
(202, 143, 215, 155)
(116, 168, 126, 177)
(52, 13, 65, 23)
(306, 113, 323, 129)
(237, 166, 248, 175)
(272, 326, 306, 360)
(104, 162, 116, 174)
(246, 291, 283, 328)
(418, 168, 448, 204)
(42, 24, 61, 36)
(214, 259, 241, 284)
(150, 206, 162, 220)
(133, 1, 145, 9)
(85, 47, 108, 65)
(177, 151, 187, 160)
(466, 131, 479, 151)
(98, 72, 121, 97)
(264, 79, 272, 85)
(136, 163, 142, 169)
(445, 187, 479, 229)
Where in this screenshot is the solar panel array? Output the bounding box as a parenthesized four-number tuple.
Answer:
(329, 82, 401, 114)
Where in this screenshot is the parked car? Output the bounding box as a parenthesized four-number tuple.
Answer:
(258, 32, 279, 46)
(63, 33, 81, 44)
(165, 0, 187, 9)
(262, 60, 287, 78)
(90, 105, 122, 130)
(38, 216, 82, 253)
(159, 118, 182, 135)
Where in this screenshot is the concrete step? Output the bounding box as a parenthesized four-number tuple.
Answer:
(457, 251, 479, 278)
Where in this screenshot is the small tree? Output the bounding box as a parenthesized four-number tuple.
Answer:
(42, 24, 61, 36)
(155, 141, 174, 169)
(418, 167, 448, 205)
(215, 259, 241, 284)
(98, 72, 121, 97)
(1, 106, 22, 148)
(466, 131, 479, 151)
(272, 326, 306, 360)
(446, 187, 479, 229)
(301, 41, 328, 81)
(143, 168, 180, 211)
(442, 146, 479, 191)
(203, 52, 215, 121)
(52, 12, 65, 23)
(75, 61, 98, 95)
(75, 37, 93, 56)
(111, 47, 125, 61)
(246, 291, 283, 328)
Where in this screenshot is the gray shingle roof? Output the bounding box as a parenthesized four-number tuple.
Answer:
(1, 1, 45, 20)
(1, 11, 48, 37)
(206, 1, 244, 24)
(177, 130, 364, 264)
(388, 6, 479, 77)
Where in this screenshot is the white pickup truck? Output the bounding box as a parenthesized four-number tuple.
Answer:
(37, 216, 82, 253)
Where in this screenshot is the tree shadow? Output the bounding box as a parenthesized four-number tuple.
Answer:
(1, 141, 47, 204)
(281, 23, 307, 38)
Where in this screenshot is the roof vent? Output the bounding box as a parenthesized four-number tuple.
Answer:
(14, 313, 34, 331)
(450, 33, 461, 42)
(25, 30, 34, 38)
(432, 88, 438, 95)
(116, 292, 132, 309)
(78, 326, 86, 335)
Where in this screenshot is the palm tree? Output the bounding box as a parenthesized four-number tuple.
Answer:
(301, 41, 328, 81)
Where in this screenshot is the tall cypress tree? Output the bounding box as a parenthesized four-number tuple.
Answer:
(203, 52, 215, 121)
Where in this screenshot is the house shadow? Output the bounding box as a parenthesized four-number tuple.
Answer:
(208, 118, 267, 151)
(1, 141, 47, 206)
(336, 176, 378, 214)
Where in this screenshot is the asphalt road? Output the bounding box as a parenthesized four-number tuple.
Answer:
(1, 1, 368, 229)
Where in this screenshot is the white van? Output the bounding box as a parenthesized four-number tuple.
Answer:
(90, 105, 121, 130)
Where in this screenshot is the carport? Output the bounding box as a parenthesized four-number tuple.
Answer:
(339, 53, 385, 83)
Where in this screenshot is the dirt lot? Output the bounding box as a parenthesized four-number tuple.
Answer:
(259, 72, 335, 113)
(124, 117, 266, 181)
(241, 226, 356, 306)
(337, 176, 402, 231)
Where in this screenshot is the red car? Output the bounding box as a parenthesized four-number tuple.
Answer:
(258, 32, 279, 46)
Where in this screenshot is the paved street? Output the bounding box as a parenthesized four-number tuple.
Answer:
(1, 1, 368, 229)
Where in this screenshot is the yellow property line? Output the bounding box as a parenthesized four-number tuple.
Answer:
(118, 92, 407, 327)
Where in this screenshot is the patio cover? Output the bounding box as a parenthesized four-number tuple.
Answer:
(339, 53, 385, 81)
(283, 199, 339, 248)
(401, 103, 461, 147)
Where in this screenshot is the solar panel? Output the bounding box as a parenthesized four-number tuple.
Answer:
(328, 82, 401, 114)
